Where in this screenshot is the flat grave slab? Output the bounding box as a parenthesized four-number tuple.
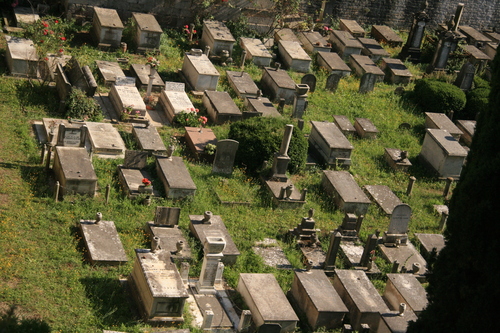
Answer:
(379, 242, 427, 279)
(298, 31, 331, 53)
(201, 20, 236, 56)
(370, 25, 404, 47)
(14, 7, 40, 25)
(108, 85, 147, 118)
(322, 170, 371, 215)
(237, 273, 299, 333)
(299, 246, 326, 269)
(455, 119, 476, 147)
(277, 40, 311, 73)
(159, 88, 195, 123)
(244, 96, 281, 117)
(379, 310, 418, 333)
(5, 36, 39, 78)
(339, 241, 381, 274)
(117, 166, 159, 198)
(129, 64, 165, 91)
(79, 219, 128, 265)
(145, 223, 192, 262)
(240, 37, 272, 67)
(380, 57, 413, 85)
(364, 185, 402, 215)
(184, 126, 217, 157)
(274, 28, 302, 45)
(333, 115, 356, 136)
(181, 51, 219, 92)
(53, 146, 97, 197)
(384, 148, 412, 172)
(483, 31, 500, 43)
(484, 42, 497, 59)
(425, 112, 463, 140)
(328, 30, 363, 60)
(308, 120, 353, 167)
(261, 67, 296, 104)
(339, 19, 365, 37)
(349, 54, 385, 81)
(414, 233, 445, 258)
(332, 269, 389, 331)
(358, 37, 390, 62)
(156, 156, 197, 198)
(42, 118, 85, 145)
(459, 25, 492, 46)
(95, 60, 125, 86)
(316, 52, 351, 76)
(384, 273, 428, 315)
(264, 179, 306, 209)
(193, 294, 233, 331)
(203, 90, 242, 124)
(85, 122, 126, 156)
(132, 124, 167, 154)
(226, 70, 260, 99)
(464, 44, 491, 62)
(252, 238, 292, 269)
(289, 270, 348, 330)
(354, 117, 379, 139)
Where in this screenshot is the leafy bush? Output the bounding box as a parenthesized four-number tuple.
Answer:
(65, 89, 102, 121)
(464, 87, 490, 120)
(172, 109, 204, 127)
(413, 78, 466, 114)
(228, 117, 308, 175)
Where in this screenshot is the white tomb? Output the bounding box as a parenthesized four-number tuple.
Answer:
(159, 88, 195, 123)
(201, 20, 236, 56)
(277, 40, 311, 73)
(240, 37, 273, 67)
(5, 36, 39, 78)
(108, 85, 147, 118)
(181, 50, 220, 92)
(92, 7, 124, 48)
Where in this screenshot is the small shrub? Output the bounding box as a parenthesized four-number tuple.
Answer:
(228, 117, 307, 175)
(172, 109, 203, 127)
(463, 87, 490, 120)
(413, 78, 466, 114)
(65, 88, 102, 121)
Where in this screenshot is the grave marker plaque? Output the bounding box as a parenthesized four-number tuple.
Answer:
(387, 204, 412, 235)
(115, 76, 136, 86)
(124, 150, 149, 169)
(154, 206, 181, 226)
(301, 74, 316, 92)
(212, 139, 239, 175)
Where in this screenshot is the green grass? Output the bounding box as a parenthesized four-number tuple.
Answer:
(0, 27, 456, 332)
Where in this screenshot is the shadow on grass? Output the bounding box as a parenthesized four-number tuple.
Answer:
(80, 277, 139, 327)
(0, 305, 50, 333)
(15, 80, 61, 118)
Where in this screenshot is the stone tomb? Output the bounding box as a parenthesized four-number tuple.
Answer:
(184, 126, 217, 158)
(458, 26, 492, 47)
(419, 129, 467, 179)
(316, 51, 352, 76)
(244, 96, 281, 118)
(42, 118, 86, 146)
(159, 84, 195, 123)
(384, 148, 412, 172)
(424, 112, 463, 140)
(145, 207, 192, 263)
(129, 64, 165, 91)
(128, 249, 188, 322)
(464, 45, 491, 72)
(237, 273, 299, 333)
(5, 36, 39, 78)
(288, 270, 348, 330)
(364, 185, 403, 215)
(92, 7, 124, 48)
(108, 84, 147, 118)
(117, 150, 159, 198)
(95, 60, 125, 87)
(328, 30, 363, 60)
(332, 269, 390, 331)
(483, 42, 497, 60)
(354, 117, 379, 139)
(384, 273, 428, 316)
(261, 67, 296, 104)
(277, 40, 311, 73)
(298, 31, 331, 53)
(203, 90, 242, 124)
(156, 156, 197, 199)
(308, 121, 353, 168)
(131, 12, 162, 52)
(339, 19, 365, 37)
(240, 37, 273, 67)
(132, 124, 167, 154)
(380, 58, 413, 85)
(379, 241, 428, 278)
(371, 25, 404, 47)
(201, 20, 236, 56)
(252, 238, 292, 269)
(79, 214, 128, 265)
(274, 28, 302, 45)
(382, 203, 411, 245)
(53, 146, 97, 197)
(193, 293, 233, 332)
(414, 233, 445, 258)
(358, 38, 390, 62)
(483, 31, 500, 43)
(349, 54, 385, 81)
(455, 119, 476, 147)
(14, 7, 40, 25)
(322, 170, 371, 216)
(378, 309, 418, 333)
(189, 212, 240, 265)
(181, 50, 220, 92)
(226, 71, 260, 99)
(85, 122, 126, 156)
(333, 115, 356, 136)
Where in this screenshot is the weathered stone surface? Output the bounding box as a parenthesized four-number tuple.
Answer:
(5, 36, 39, 78)
(277, 40, 311, 73)
(424, 112, 463, 140)
(384, 148, 412, 172)
(85, 122, 126, 156)
(274, 28, 302, 45)
(349, 54, 385, 81)
(328, 30, 363, 60)
(193, 294, 233, 330)
(339, 19, 365, 37)
(96, 60, 125, 86)
(379, 242, 427, 278)
(212, 139, 239, 175)
(203, 90, 242, 124)
(129, 64, 165, 91)
(252, 238, 292, 269)
(333, 115, 356, 136)
(132, 12, 162, 50)
(156, 156, 197, 198)
(379, 310, 418, 333)
(459, 25, 492, 46)
(414, 233, 445, 258)
(316, 51, 352, 76)
(309, 121, 353, 167)
(145, 223, 192, 262)
(261, 67, 296, 104)
(455, 119, 476, 147)
(322, 170, 371, 215)
(181, 52, 219, 92)
(201, 20, 236, 56)
(358, 37, 390, 62)
(226, 70, 260, 99)
(184, 126, 217, 156)
(117, 166, 159, 198)
(159, 88, 195, 123)
(298, 31, 331, 53)
(371, 25, 404, 47)
(132, 125, 167, 154)
(380, 57, 413, 85)
(53, 147, 97, 197)
(244, 96, 281, 117)
(92, 7, 124, 48)
(79, 219, 128, 265)
(354, 117, 379, 139)
(108, 84, 147, 117)
(364, 185, 402, 215)
(240, 37, 273, 67)
(384, 273, 428, 315)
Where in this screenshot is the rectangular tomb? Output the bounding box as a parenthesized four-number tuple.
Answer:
(274, 28, 302, 45)
(339, 19, 365, 38)
(53, 147, 97, 197)
(364, 185, 402, 215)
(458, 26, 492, 47)
(298, 31, 331, 53)
(328, 30, 363, 60)
(132, 12, 162, 52)
(117, 166, 159, 198)
(358, 38, 390, 62)
(14, 7, 40, 25)
(108, 84, 147, 118)
(424, 112, 463, 140)
(129, 64, 165, 91)
(95, 60, 125, 87)
(79, 219, 128, 265)
(332, 270, 389, 331)
(349, 54, 385, 81)
(181, 51, 219, 92)
(159, 89, 195, 123)
(354, 117, 379, 139)
(156, 156, 196, 198)
(244, 96, 281, 118)
(371, 25, 404, 47)
(321, 170, 371, 215)
(316, 52, 351, 76)
(261, 67, 296, 104)
(5, 36, 39, 78)
(92, 7, 124, 48)
(277, 40, 311, 73)
(145, 224, 192, 262)
(380, 57, 413, 85)
(455, 119, 476, 147)
(384, 273, 428, 316)
(132, 124, 167, 154)
(332, 115, 356, 136)
(203, 90, 242, 124)
(237, 273, 299, 333)
(184, 126, 217, 157)
(85, 122, 126, 156)
(289, 270, 348, 330)
(483, 42, 497, 60)
(309, 121, 353, 167)
(226, 71, 260, 99)
(201, 20, 236, 56)
(240, 37, 273, 67)
(414, 233, 445, 258)
(384, 148, 412, 172)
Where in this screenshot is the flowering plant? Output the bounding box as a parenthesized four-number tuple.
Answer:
(142, 178, 152, 187)
(121, 105, 140, 120)
(173, 108, 202, 127)
(146, 56, 160, 68)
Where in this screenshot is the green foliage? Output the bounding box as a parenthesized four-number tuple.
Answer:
(228, 117, 307, 175)
(65, 88, 102, 121)
(463, 86, 489, 120)
(172, 110, 202, 127)
(413, 78, 466, 113)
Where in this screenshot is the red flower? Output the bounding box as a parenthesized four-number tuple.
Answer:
(40, 40, 44, 43)
(44, 57, 48, 61)
(42, 21, 49, 27)
(199, 116, 208, 125)
(54, 20, 59, 23)
(43, 30, 47, 35)
(60, 37, 66, 41)
(142, 178, 151, 186)
(59, 49, 63, 53)
(193, 29, 197, 34)
(184, 25, 189, 29)
(195, 108, 199, 113)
